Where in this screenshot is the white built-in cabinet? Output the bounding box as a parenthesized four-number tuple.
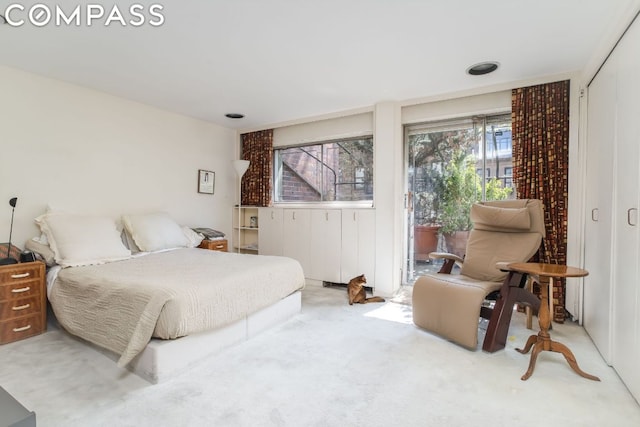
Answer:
(257, 207, 376, 288)
(258, 208, 283, 256)
(309, 209, 342, 282)
(341, 209, 376, 284)
(584, 16, 640, 402)
(282, 209, 311, 275)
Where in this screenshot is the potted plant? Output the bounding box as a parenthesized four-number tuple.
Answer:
(413, 191, 441, 261)
(438, 150, 480, 257)
(412, 159, 445, 261)
(438, 150, 513, 257)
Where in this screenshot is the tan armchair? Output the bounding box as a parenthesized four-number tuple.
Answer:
(412, 199, 545, 351)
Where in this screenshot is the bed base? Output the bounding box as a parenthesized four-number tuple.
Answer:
(113, 291, 301, 383)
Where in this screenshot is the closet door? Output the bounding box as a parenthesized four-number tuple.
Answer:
(258, 208, 283, 256)
(282, 209, 311, 277)
(611, 20, 640, 400)
(583, 52, 617, 363)
(341, 209, 376, 285)
(308, 209, 341, 282)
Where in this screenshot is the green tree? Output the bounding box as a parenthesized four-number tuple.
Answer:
(410, 129, 476, 225)
(438, 150, 481, 234)
(485, 177, 513, 201)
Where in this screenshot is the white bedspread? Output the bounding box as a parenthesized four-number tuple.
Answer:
(49, 248, 305, 367)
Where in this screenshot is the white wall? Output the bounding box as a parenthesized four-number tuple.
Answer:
(373, 102, 404, 296)
(273, 112, 373, 147)
(0, 66, 237, 249)
(402, 91, 512, 124)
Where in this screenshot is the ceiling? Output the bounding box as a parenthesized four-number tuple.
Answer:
(1, 0, 638, 130)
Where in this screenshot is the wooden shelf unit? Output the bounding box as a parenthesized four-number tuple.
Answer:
(233, 206, 259, 254)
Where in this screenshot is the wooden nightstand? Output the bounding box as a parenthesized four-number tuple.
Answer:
(198, 239, 228, 252)
(0, 261, 46, 344)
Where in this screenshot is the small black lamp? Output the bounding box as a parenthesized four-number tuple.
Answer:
(0, 197, 19, 265)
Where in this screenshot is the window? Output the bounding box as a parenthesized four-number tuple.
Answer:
(354, 167, 365, 189)
(406, 113, 513, 229)
(504, 166, 513, 187)
(274, 137, 374, 203)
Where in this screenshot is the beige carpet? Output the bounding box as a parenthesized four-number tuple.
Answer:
(0, 285, 639, 426)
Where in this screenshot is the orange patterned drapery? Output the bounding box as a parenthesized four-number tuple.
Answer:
(240, 129, 273, 207)
(512, 80, 570, 322)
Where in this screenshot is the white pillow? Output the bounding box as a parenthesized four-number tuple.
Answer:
(121, 228, 141, 253)
(122, 212, 189, 252)
(182, 226, 204, 248)
(25, 237, 56, 266)
(36, 213, 131, 267)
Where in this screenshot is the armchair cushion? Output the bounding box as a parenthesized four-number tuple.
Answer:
(470, 204, 530, 232)
(413, 274, 503, 349)
(460, 231, 542, 282)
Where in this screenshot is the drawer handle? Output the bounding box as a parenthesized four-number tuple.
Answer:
(11, 273, 30, 279)
(215, 244, 224, 249)
(13, 325, 32, 333)
(11, 286, 31, 293)
(12, 303, 31, 311)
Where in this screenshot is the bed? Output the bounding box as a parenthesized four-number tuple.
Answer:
(30, 210, 305, 383)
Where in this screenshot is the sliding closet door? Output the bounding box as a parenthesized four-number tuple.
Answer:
(611, 19, 640, 400)
(583, 52, 616, 364)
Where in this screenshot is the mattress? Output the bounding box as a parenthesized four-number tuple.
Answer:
(48, 248, 305, 367)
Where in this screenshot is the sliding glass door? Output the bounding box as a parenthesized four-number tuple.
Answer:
(405, 114, 513, 283)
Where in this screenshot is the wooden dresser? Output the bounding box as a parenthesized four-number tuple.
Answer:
(0, 261, 46, 344)
(198, 239, 228, 252)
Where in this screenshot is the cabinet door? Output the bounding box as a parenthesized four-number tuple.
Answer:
(611, 19, 640, 400)
(341, 209, 375, 285)
(308, 209, 341, 282)
(583, 53, 617, 364)
(282, 209, 311, 276)
(258, 208, 283, 256)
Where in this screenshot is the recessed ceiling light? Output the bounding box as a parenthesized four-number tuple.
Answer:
(466, 61, 499, 76)
(225, 113, 244, 119)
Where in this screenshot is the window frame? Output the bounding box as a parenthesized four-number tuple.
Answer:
(273, 135, 374, 206)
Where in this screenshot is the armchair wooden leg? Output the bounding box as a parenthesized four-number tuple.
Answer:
(525, 277, 535, 329)
(482, 272, 540, 353)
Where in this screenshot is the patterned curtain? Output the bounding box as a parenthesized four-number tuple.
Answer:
(240, 129, 273, 207)
(512, 80, 570, 323)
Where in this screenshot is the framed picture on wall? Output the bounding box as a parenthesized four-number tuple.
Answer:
(198, 169, 215, 194)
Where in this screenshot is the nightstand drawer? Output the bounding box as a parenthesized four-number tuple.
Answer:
(0, 313, 45, 344)
(0, 296, 42, 319)
(0, 263, 44, 284)
(0, 279, 42, 301)
(198, 239, 228, 252)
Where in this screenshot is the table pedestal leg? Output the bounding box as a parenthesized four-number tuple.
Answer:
(517, 334, 600, 381)
(516, 275, 600, 382)
(517, 334, 538, 355)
